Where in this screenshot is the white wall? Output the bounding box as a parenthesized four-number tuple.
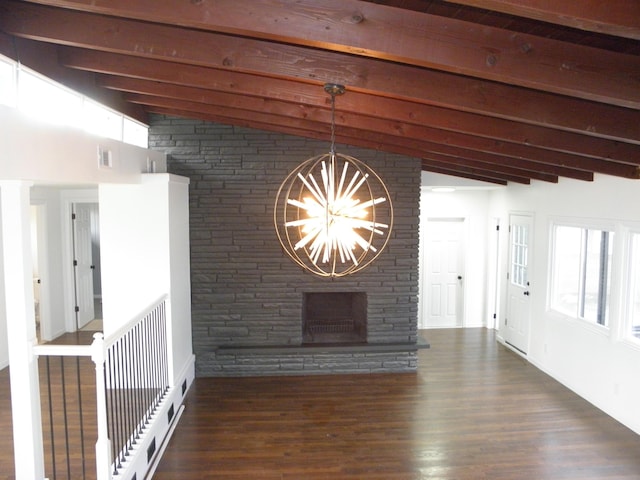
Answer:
(0, 203, 6, 368)
(99, 174, 193, 381)
(489, 174, 640, 435)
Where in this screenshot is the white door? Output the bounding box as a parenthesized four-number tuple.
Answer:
(505, 214, 533, 354)
(72, 203, 95, 329)
(422, 219, 464, 328)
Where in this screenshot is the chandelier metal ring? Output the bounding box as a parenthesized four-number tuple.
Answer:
(274, 153, 394, 278)
(274, 84, 394, 277)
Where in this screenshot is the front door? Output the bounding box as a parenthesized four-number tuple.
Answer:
(422, 218, 464, 328)
(505, 214, 533, 354)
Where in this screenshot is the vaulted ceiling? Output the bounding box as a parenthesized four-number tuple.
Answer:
(1, 0, 639, 185)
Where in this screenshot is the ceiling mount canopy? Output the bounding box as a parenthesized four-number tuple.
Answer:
(274, 83, 394, 278)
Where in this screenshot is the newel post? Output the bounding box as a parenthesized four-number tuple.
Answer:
(91, 332, 112, 480)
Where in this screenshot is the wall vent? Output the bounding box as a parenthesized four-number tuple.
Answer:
(147, 437, 156, 464)
(97, 146, 113, 168)
(182, 379, 187, 396)
(167, 403, 175, 423)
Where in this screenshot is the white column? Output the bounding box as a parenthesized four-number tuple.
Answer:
(0, 181, 45, 479)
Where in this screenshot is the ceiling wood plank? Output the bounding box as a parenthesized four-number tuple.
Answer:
(442, 0, 640, 40)
(19, 0, 640, 108)
(5, 2, 639, 144)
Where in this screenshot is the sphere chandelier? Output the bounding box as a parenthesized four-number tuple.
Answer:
(274, 84, 394, 278)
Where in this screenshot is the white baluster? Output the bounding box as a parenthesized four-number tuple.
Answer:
(91, 332, 112, 480)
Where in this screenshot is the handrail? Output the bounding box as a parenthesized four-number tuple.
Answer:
(33, 343, 94, 357)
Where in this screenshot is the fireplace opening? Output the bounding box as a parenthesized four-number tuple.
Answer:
(303, 292, 367, 344)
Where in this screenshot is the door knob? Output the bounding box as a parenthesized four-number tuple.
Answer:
(457, 275, 462, 280)
(523, 291, 530, 296)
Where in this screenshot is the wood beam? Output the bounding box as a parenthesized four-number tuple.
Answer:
(121, 88, 601, 178)
(421, 160, 515, 185)
(442, 0, 640, 40)
(418, 151, 558, 183)
(4, 2, 639, 144)
(147, 104, 509, 185)
(117, 81, 617, 175)
(61, 49, 639, 180)
(18, 0, 640, 107)
(55, 48, 640, 179)
(421, 158, 531, 184)
(98, 74, 640, 165)
(125, 91, 633, 179)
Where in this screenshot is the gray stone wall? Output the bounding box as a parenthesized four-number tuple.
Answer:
(148, 115, 421, 376)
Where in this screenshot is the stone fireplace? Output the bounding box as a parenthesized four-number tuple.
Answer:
(303, 292, 367, 344)
(149, 115, 423, 377)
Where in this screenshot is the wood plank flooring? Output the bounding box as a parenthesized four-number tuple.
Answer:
(2, 328, 640, 479)
(153, 329, 640, 480)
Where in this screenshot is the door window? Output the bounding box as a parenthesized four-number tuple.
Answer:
(510, 224, 528, 288)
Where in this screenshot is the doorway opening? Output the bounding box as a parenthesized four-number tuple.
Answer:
(30, 204, 48, 343)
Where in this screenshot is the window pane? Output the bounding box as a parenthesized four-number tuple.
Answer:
(551, 225, 613, 326)
(18, 70, 83, 127)
(84, 100, 123, 140)
(0, 58, 16, 107)
(551, 226, 581, 317)
(123, 117, 149, 148)
(630, 234, 640, 340)
(581, 230, 612, 325)
(511, 224, 528, 288)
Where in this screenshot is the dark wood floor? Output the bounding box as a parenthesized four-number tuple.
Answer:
(153, 329, 640, 479)
(2, 329, 640, 479)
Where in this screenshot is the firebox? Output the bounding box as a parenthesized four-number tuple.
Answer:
(302, 292, 367, 344)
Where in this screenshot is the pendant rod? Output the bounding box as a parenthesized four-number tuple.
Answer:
(324, 83, 345, 156)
